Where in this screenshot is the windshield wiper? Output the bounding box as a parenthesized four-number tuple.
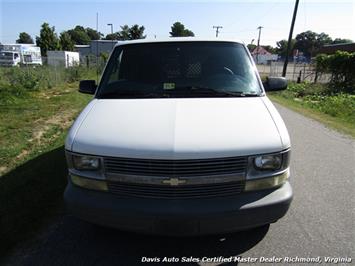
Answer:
(176, 86, 260, 97)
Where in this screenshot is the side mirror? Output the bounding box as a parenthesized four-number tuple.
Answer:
(79, 80, 97, 94)
(263, 77, 288, 91)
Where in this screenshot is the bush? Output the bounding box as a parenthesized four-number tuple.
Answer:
(5, 67, 41, 90)
(285, 82, 327, 98)
(315, 51, 355, 94)
(272, 82, 355, 125)
(64, 66, 86, 83)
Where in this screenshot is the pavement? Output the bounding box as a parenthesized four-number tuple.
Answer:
(2, 103, 355, 266)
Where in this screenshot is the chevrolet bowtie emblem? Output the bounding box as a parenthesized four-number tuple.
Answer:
(162, 178, 187, 186)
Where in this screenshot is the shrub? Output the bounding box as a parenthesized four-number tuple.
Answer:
(315, 51, 355, 94)
(286, 82, 327, 98)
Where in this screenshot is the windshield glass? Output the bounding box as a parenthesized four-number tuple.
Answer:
(0, 52, 14, 60)
(97, 41, 261, 99)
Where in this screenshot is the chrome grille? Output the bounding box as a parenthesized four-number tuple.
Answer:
(104, 156, 247, 177)
(107, 181, 245, 199)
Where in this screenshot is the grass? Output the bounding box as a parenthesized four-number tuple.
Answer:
(0, 67, 93, 257)
(268, 83, 355, 138)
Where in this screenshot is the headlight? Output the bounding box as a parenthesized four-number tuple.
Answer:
(246, 150, 290, 191)
(254, 154, 282, 170)
(72, 155, 101, 170)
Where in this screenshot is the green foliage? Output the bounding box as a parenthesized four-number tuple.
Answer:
(0, 65, 97, 104)
(59, 31, 75, 51)
(247, 44, 256, 52)
(0, 68, 42, 104)
(100, 52, 109, 63)
(276, 39, 295, 57)
(274, 82, 355, 126)
(170, 22, 195, 37)
(294, 30, 332, 57)
(104, 33, 120, 40)
(129, 24, 146, 39)
(104, 24, 146, 40)
(16, 32, 34, 44)
(332, 38, 353, 45)
(263, 45, 277, 54)
(315, 51, 355, 93)
(67, 25, 91, 45)
(63, 26, 102, 45)
(305, 94, 355, 120)
(86, 27, 102, 40)
(36, 23, 60, 56)
(64, 66, 89, 83)
(281, 82, 326, 98)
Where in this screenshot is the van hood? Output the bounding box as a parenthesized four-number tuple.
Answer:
(66, 97, 289, 159)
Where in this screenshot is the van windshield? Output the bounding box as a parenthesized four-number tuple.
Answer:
(97, 41, 261, 99)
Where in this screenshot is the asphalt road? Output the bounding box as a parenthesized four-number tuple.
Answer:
(3, 103, 355, 266)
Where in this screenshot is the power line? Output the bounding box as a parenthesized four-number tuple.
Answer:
(213, 26, 223, 38)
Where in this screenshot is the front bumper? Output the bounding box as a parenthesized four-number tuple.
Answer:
(64, 180, 292, 236)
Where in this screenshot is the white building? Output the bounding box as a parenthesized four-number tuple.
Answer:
(251, 46, 278, 65)
(47, 51, 80, 68)
(74, 40, 118, 58)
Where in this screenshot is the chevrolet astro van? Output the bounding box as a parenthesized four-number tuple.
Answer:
(64, 38, 292, 235)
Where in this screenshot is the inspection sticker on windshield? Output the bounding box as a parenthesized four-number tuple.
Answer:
(163, 83, 175, 90)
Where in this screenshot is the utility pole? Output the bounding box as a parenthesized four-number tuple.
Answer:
(107, 23, 114, 49)
(256, 26, 263, 64)
(96, 12, 99, 83)
(282, 0, 300, 77)
(213, 26, 223, 38)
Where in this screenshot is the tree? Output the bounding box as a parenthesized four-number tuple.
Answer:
(118, 25, 130, 40)
(104, 24, 146, 40)
(67, 26, 91, 45)
(36, 23, 60, 56)
(247, 44, 256, 52)
(263, 45, 277, 54)
(169, 22, 195, 37)
(276, 39, 295, 57)
(128, 24, 146, 40)
(294, 31, 333, 57)
(86, 27, 102, 40)
(16, 32, 34, 44)
(316, 32, 332, 47)
(59, 31, 74, 51)
(104, 33, 120, 40)
(332, 38, 353, 44)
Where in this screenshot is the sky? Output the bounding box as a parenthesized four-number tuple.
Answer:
(0, 0, 354, 47)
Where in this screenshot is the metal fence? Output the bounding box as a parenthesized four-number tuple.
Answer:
(257, 61, 331, 83)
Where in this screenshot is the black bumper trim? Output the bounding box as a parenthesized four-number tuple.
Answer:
(64, 180, 292, 235)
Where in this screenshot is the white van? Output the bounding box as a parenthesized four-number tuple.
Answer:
(64, 38, 292, 235)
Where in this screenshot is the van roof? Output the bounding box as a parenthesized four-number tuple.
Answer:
(115, 37, 244, 47)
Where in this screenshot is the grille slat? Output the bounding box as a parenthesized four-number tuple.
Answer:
(104, 167, 245, 175)
(106, 162, 245, 169)
(105, 160, 246, 166)
(104, 156, 247, 177)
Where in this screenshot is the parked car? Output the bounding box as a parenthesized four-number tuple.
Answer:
(64, 38, 292, 235)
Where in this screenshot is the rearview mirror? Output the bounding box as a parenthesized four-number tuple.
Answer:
(263, 77, 288, 91)
(79, 80, 97, 95)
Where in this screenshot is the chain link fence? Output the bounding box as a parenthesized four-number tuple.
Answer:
(257, 61, 331, 83)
